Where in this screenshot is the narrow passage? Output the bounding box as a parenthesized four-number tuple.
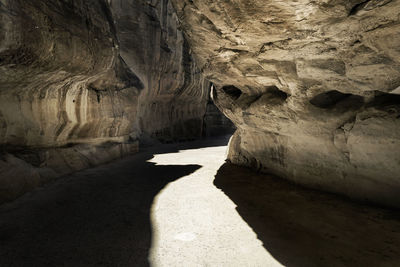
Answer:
(0, 136, 399, 267)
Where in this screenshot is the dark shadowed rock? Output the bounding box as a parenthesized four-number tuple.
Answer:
(0, 0, 208, 202)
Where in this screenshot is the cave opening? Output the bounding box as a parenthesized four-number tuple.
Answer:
(266, 86, 288, 101)
(222, 85, 243, 100)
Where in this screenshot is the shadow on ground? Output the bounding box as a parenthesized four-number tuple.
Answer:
(214, 163, 400, 267)
(0, 145, 217, 266)
(0, 136, 231, 266)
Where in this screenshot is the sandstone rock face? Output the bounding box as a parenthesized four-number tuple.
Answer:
(0, 0, 208, 202)
(171, 0, 400, 207)
(110, 0, 209, 143)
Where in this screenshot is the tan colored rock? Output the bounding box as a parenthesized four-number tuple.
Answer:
(110, 0, 209, 142)
(171, 0, 400, 207)
(0, 0, 208, 202)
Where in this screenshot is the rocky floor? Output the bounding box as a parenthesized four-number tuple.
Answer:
(0, 136, 399, 267)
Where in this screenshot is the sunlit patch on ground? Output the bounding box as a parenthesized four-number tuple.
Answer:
(148, 145, 282, 267)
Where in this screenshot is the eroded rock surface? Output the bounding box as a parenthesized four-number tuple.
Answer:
(0, 0, 208, 202)
(171, 0, 400, 206)
(110, 0, 209, 143)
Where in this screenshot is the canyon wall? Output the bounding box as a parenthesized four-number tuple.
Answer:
(171, 0, 400, 207)
(110, 0, 209, 143)
(0, 0, 208, 202)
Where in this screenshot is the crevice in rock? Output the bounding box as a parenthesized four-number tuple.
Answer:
(349, 0, 371, 16)
(266, 86, 288, 101)
(222, 85, 242, 100)
(310, 90, 364, 110)
(87, 85, 104, 103)
(366, 91, 400, 114)
(351, 39, 362, 46)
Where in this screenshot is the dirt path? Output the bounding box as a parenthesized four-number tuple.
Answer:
(0, 137, 399, 267)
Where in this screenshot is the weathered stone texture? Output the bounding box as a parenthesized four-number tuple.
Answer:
(171, 0, 400, 206)
(110, 0, 209, 142)
(0, 0, 208, 202)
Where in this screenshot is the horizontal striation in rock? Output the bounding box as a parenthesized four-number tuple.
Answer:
(0, 0, 208, 202)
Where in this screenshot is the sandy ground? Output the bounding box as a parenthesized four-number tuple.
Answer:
(0, 136, 400, 267)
